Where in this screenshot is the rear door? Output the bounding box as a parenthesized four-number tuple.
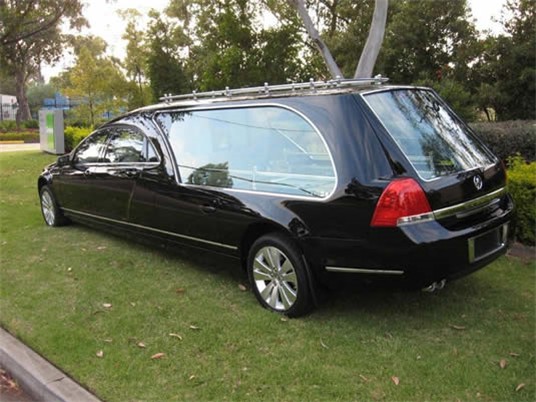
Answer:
(361, 88, 507, 219)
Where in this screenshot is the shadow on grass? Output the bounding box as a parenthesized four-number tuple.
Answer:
(58, 222, 527, 328)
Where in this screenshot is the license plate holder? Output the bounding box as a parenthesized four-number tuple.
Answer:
(468, 223, 508, 263)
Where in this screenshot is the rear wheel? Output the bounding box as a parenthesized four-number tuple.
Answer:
(247, 233, 313, 317)
(40, 186, 68, 227)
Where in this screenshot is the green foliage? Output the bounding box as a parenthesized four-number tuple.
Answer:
(61, 45, 128, 125)
(470, 0, 535, 121)
(64, 125, 93, 151)
(0, 131, 39, 142)
(27, 83, 56, 117)
(507, 155, 536, 245)
(416, 78, 476, 121)
(0, 120, 17, 132)
(470, 120, 536, 162)
(0, 0, 86, 122)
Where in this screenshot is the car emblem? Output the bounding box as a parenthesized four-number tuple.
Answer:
(473, 175, 483, 190)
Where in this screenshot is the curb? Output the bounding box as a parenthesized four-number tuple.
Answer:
(0, 327, 101, 402)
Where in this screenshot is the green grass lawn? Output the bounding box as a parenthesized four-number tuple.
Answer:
(0, 151, 534, 401)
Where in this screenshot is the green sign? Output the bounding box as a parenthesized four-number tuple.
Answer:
(46, 112, 54, 150)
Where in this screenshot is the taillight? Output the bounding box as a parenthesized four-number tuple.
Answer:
(370, 178, 433, 227)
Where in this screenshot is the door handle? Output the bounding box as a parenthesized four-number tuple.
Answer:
(200, 205, 217, 214)
(123, 168, 140, 178)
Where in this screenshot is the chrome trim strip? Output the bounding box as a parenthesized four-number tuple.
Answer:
(325, 266, 404, 275)
(397, 187, 507, 226)
(433, 187, 506, 220)
(61, 208, 238, 250)
(152, 103, 339, 202)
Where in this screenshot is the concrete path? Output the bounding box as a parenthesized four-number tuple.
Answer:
(0, 143, 40, 152)
(0, 328, 101, 402)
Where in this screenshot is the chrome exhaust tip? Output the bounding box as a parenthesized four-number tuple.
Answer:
(422, 279, 447, 293)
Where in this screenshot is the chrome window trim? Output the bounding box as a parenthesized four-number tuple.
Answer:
(151, 103, 339, 202)
(61, 208, 238, 250)
(359, 89, 497, 183)
(325, 266, 404, 275)
(397, 187, 507, 226)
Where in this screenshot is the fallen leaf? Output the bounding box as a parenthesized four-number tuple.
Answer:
(189, 375, 196, 381)
(189, 325, 200, 330)
(176, 288, 185, 294)
(67, 267, 72, 272)
(103, 339, 113, 343)
(137, 342, 146, 348)
(391, 376, 400, 386)
(151, 352, 165, 359)
(499, 359, 508, 369)
(280, 317, 288, 322)
(416, 355, 422, 360)
(320, 339, 329, 349)
(359, 374, 369, 382)
(450, 324, 466, 330)
(515, 383, 525, 392)
(238, 284, 247, 291)
(97, 246, 107, 250)
(130, 302, 136, 307)
(102, 303, 112, 309)
(96, 350, 104, 358)
(509, 352, 520, 357)
(169, 333, 183, 340)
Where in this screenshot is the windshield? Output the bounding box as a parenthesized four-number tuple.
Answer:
(364, 89, 496, 180)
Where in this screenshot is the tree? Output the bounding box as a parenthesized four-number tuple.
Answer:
(119, 9, 153, 108)
(61, 45, 128, 125)
(0, 0, 85, 124)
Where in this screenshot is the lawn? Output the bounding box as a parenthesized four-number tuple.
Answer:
(0, 151, 534, 401)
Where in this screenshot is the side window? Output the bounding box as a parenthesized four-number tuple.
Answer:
(155, 107, 336, 198)
(73, 131, 109, 164)
(103, 127, 158, 163)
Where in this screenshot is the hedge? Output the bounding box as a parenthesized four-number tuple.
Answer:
(0, 131, 39, 143)
(0, 119, 39, 132)
(64, 126, 93, 152)
(507, 156, 536, 246)
(470, 120, 536, 163)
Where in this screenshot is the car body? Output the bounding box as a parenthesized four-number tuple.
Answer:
(38, 79, 514, 316)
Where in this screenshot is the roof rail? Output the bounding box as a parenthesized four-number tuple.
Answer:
(159, 75, 388, 103)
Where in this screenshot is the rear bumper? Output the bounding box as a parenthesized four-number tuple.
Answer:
(301, 195, 514, 288)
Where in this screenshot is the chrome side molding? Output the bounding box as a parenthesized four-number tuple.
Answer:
(325, 266, 404, 275)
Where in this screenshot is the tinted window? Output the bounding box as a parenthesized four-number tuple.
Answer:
(364, 89, 496, 180)
(104, 127, 145, 163)
(155, 107, 336, 198)
(73, 131, 108, 164)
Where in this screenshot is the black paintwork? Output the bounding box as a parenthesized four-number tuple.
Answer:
(38, 87, 514, 288)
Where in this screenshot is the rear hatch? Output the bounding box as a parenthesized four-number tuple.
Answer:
(362, 88, 510, 231)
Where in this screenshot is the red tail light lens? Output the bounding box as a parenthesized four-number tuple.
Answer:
(371, 178, 432, 227)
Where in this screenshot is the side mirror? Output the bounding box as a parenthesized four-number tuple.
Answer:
(57, 154, 71, 167)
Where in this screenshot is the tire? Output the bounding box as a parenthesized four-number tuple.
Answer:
(39, 185, 68, 227)
(247, 233, 314, 317)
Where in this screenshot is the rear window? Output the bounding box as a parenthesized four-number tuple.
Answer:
(364, 89, 496, 180)
(155, 106, 336, 198)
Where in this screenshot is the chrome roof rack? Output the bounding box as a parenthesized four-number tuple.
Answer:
(159, 75, 388, 103)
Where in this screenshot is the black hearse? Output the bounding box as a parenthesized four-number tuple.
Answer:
(38, 78, 514, 316)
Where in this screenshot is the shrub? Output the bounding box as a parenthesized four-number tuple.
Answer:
(470, 120, 536, 163)
(507, 155, 536, 245)
(64, 126, 93, 151)
(22, 119, 39, 129)
(0, 120, 17, 132)
(0, 131, 40, 143)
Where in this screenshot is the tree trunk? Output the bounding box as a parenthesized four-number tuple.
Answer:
(354, 0, 388, 78)
(15, 69, 31, 127)
(287, 0, 343, 79)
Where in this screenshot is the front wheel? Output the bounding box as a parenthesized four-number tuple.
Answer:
(247, 233, 314, 317)
(40, 186, 68, 227)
